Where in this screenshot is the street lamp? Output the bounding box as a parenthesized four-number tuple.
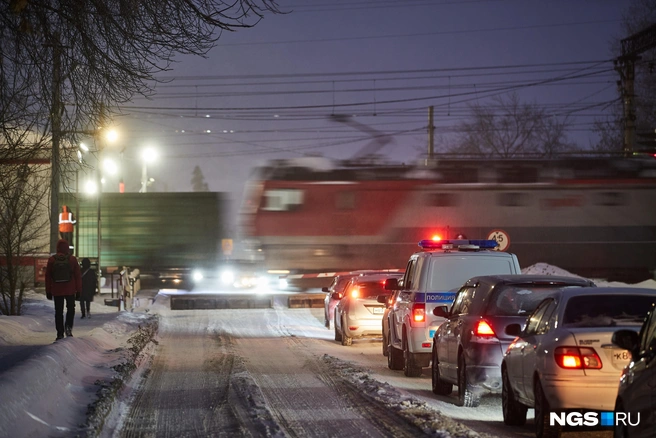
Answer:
(96, 128, 119, 288)
(140, 146, 158, 193)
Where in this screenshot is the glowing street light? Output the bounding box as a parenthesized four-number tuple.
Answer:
(140, 146, 158, 193)
(105, 128, 119, 143)
(103, 157, 118, 175)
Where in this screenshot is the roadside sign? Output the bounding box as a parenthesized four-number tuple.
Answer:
(222, 239, 233, 256)
(487, 229, 510, 251)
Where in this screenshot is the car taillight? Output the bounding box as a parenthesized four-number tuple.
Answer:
(474, 320, 496, 337)
(412, 303, 425, 323)
(554, 347, 602, 370)
(350, 288, 359, 298)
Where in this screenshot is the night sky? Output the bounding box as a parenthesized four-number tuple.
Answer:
(89, 0, 630, 229)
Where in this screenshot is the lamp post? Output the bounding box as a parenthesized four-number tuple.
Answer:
(140, 146, 158, 193)
(96, 128, 119, 287)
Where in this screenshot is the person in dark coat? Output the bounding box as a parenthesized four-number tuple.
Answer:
(45, 239, 82, 340)
(79, 258, 95, 319)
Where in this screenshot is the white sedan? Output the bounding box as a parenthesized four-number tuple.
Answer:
(500, 287, 656, 438)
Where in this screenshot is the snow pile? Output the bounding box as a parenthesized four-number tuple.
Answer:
(0, 291, 157, 438)
(322, 355, 493, 438)
(522, 262, 656, 289)
(521, 262, 586, 278)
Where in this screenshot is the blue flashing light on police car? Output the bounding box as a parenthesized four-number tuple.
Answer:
(418, 239, 499, 250)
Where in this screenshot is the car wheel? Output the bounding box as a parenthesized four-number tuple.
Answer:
(388, 341, 404, 370)
(341, 319, 352, 346)
(431, 346, 452, 395)
(382, 330, 389, 357)
(334, 314, 342, 342)
(501, 366, 527, 426)
(534, 377, 561, 438)
(403, 333, 423, 377)
(457, 354, 480, 407)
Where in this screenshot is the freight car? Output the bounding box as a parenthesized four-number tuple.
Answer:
(60, 192, 228, 287)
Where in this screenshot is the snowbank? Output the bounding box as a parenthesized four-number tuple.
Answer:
(522, 262, 656, 289)
(0, 291, 156, 438)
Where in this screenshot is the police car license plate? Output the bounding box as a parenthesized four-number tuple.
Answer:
(373, 307, 384, 314)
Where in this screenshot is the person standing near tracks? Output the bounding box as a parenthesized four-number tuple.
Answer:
(79, 258, 95, 319)
(45, 239, 82, 340)
(58, 205, 76, 250)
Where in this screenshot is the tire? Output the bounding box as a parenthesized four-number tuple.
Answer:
(534, 377, 561, 438)
(501, 366, 527, 426)
(431, 346, 452, 395)
(341, 319, 352, 346)
(457, 355, 480, 407)
(403, 333, 423, 377)
(382, 330, 389, 357)
(334, 314, 342, 342)
(388, 342, 404, 370)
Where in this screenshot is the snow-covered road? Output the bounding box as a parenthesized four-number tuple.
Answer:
(5, 264, 647, 437)
(102, 291, 613, 438)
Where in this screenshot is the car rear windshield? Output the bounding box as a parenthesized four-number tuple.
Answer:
(487, 285, 569, 316)
(562, 295, 656, 328)
(427, 256, 515, 291)
(354, 281, 387, 298)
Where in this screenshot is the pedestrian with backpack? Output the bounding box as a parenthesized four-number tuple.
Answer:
(45, 239, 82, 341)
(79, 258, 95, 319)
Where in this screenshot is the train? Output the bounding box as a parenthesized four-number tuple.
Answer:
(60, 191, 229, 287)
(240, 155, 656, 283)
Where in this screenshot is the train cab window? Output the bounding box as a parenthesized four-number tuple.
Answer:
(595, 192, 627, 207)
(498, 192, 528, 207)
(431, 193, 459, 207)
(262, 189, 304, 211)
(336, 191, 356, 210)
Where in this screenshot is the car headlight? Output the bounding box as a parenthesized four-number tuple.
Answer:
(220, 269, 235, 285)
(192, 270, 204, 282)
(279, 278, 288, 289)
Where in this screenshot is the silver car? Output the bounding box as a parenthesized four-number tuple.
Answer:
(334, 273, 403, 346)
(501, 287, 656, 438)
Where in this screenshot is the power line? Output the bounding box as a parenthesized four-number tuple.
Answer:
(213, 19, 620, 47)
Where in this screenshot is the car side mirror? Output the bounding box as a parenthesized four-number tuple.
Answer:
(321, 287, 329, 293)
(377, 294, 389, 304)
(505, 323, 522, 337)
(432, 305, 449, 318)
(330, 292, 341, 301)
(385, 278, 400, 290)
(612, 329, 640, 358)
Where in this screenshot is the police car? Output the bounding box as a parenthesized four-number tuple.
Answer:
(385, 238, 521, 377)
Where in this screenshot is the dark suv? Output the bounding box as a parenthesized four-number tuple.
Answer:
(612, 302, 656, 438)
(431, 274, 595, 407)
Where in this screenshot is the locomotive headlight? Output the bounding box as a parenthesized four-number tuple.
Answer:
(220, 269, 235, 285)
(192, 270, 204, 282)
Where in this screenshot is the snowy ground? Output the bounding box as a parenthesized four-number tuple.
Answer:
(0, 264, 654, 437)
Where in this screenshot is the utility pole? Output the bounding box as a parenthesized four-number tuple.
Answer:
(615, 23, 656, 156)
(427, 106, 435, 164)
(49, 34, 62, 254)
